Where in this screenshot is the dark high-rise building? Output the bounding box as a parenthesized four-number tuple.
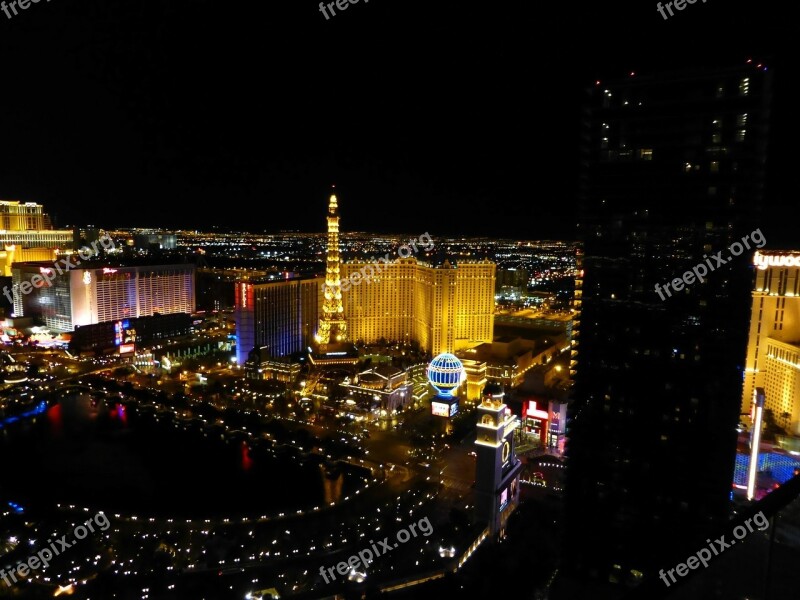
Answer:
(563, 63, 772, 587)
(496, 267, 529, 291)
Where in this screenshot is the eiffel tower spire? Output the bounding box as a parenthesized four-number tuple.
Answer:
(316, 187, 347, 347)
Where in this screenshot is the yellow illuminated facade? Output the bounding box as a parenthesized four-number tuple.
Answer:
(341, 257, 495, 355)
(0, 200, 50, 230)
(0, 200, 73, 276)
(461, 358, 488, 402)
(742, 251, 800, 434)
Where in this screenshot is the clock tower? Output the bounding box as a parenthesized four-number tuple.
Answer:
(474, 386, 522, 540)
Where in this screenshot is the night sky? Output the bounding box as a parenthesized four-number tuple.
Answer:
(1, 0, 795, 240)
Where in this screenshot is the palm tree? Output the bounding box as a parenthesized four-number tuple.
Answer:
(781, 411, 792, 431)
(763, 408, 786, 440)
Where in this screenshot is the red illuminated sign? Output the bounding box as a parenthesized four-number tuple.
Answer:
(526, 400, 549, 420)
(236, 282, 254, 310)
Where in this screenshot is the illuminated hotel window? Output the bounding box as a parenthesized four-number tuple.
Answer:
(739, 78, 750, 96)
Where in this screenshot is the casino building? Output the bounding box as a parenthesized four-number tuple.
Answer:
(341, 258, 495, 356)
(11, 262, 195, 332)
(341, 364, 413, 413)
(234, 277, 322, 365)
(741, 251, 800, 434)
(234, 189, 496, 382)
(0, 200, 73, 277)
(70, 312, 192, 355)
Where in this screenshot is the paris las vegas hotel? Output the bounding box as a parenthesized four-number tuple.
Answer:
(340, 256, 495, 355)
(235, 193, 495, 364)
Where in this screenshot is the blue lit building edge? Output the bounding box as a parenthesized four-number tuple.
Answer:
(733, 451, 800, 486)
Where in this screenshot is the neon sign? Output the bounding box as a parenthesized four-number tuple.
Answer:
(754, 251, 800, 270)
(431, 402, 450, 417)
(526, 400, 549, 420)
(237, 282, 253, 309)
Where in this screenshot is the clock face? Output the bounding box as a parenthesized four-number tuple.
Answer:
(501, 440, 510, 463)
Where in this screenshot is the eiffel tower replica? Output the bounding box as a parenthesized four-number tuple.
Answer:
(310, 188, 358, 368)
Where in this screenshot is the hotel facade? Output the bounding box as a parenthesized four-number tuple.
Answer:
(233, 194, 496, 366)
(234, 277, 322, 364)
(742, 251, 800, 435)
(12, 263, 195, 332)
(340, 257, 495, 356)
(0, 200, 74, 277)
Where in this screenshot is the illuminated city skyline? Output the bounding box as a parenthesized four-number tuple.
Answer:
(2, 3, 798, 600)
(2, 4, 795, 242)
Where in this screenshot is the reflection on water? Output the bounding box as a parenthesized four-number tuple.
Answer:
(0, 393, 360, 518)
(321, 463, 344, 504)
